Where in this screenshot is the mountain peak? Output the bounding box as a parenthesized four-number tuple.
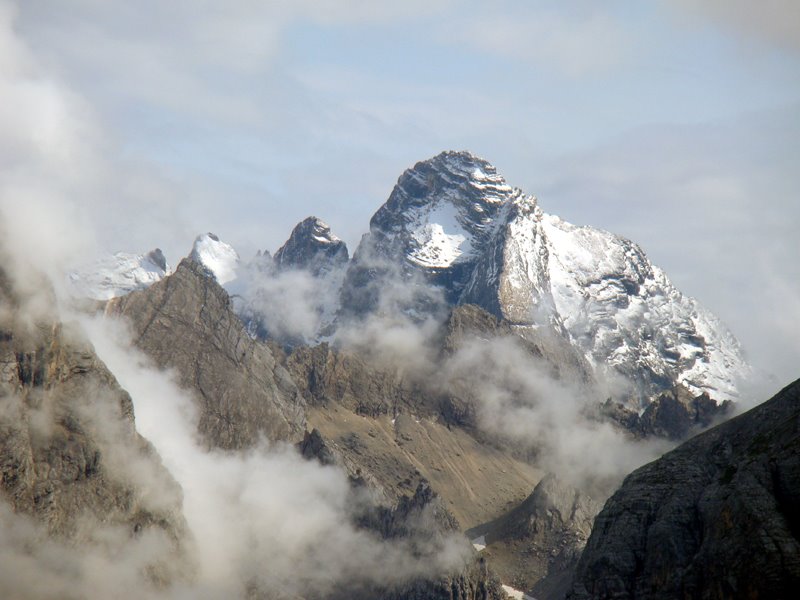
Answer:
(363, 151, 523, 277)
(274, 216, 348, 275)
(384, 151, 515, 215)
(426, 149, 499, 176)
(189, 232, 239, 285)
(293, 216, 342, 244)
(145, 247, 167, 272)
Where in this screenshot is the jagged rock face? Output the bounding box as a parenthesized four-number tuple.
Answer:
(286, 341, 431, 418)
(274, 216, 349, 276)
(68, 248, 170, 300)
(599, 385, 732, 440)
(339, 151, 515, 320)
(569, 379, 800, 600)
(107, 258, 306, 450)
(333, 481, 506, 600)
(366, 151, 517, 301)
(636, 386, 730, 439)
(0, 265, 187, 583)
(473, 473, 600, 600)
(343, 150, 748, 401)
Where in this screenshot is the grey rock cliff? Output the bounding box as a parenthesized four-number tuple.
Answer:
(569, 379, 800, 600)
(107, 258, 306, 450)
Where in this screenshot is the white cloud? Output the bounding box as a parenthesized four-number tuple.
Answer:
(79, 315, 471, 598)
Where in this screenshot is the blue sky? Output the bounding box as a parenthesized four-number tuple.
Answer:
(1, 0, 799, 385)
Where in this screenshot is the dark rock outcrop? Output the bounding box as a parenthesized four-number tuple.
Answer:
(107, 258, 306, 450)
(274, 216, 349, 276)
(339, 481, 506, 600)
(569, 379, 800, 600)
(598, 386, 732, 440)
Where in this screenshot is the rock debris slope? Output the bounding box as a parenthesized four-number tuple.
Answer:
(569, 379, 800, 600)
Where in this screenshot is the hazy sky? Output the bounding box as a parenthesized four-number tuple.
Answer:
(2, 1, 798, 386)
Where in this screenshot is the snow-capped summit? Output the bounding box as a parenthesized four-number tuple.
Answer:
(189, 232, 240, 285)
(346, 150, 749, 401)
(274, 216, 348, 276)
(69, 248, 170, 300)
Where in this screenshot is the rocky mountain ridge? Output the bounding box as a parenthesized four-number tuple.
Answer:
(274, 216, 349, 276)
(106, 258, 307, 450)
(69, 150, 749, 403)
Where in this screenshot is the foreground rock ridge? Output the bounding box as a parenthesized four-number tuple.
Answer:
(0, 263, 190, 589)
(570, 379, 800, 599)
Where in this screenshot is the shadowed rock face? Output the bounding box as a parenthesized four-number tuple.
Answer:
(332, 481, 506, 600)
(469, 473, 600, 600)
(274, 216, 349, 277)
(569, 379, 800, 600)
(107, 258, 306, 450)
(599, 385, 732, 441)
(0, 265, 188, 583)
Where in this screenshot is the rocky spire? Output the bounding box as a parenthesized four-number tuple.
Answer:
(274, 216, 349, 276)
